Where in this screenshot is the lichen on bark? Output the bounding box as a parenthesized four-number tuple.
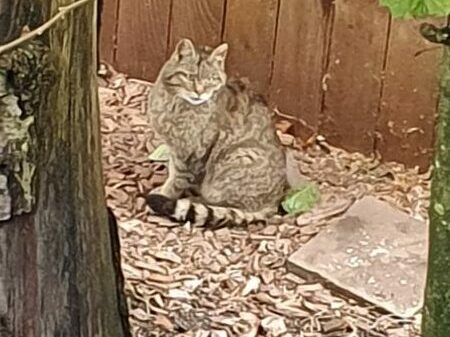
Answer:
(0, 40, 53, 219)
(422, 45, 450, 336)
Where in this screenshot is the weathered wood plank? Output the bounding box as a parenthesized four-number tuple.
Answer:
(222, 0, 279, 94)
(0, 0, 28, 44)
(270, 0, 332, 139)
(116, 0, 171, 80)
(321, 0, 390, 155)
(98, 0, 120, 64)
(377, 18, 443, 171)
(0, 1, 129, 336)
(169, 0, 224, 51)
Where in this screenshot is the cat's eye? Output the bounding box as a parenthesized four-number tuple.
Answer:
(180, 73, 195, 81)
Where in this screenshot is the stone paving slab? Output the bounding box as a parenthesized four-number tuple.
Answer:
(287, 196, 428, 317)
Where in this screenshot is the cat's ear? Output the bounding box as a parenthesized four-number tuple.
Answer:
(173, 38, 195, 61)
(210, 43, 228, 68)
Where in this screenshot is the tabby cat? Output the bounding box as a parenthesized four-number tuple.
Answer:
(145, 38, 287, 227)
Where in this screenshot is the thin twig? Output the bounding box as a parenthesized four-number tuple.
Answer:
(274, 108, 316, 133)
(414, 46, 441, 57)
(0, 0, 91, 55)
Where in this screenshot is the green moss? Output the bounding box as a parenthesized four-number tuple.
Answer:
(0, 40, 54, 217)
(422, 47, 450, 337)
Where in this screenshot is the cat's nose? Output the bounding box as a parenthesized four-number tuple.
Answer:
(194, 82, 205, 94)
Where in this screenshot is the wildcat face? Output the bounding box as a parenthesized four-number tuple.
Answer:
(160, 39, 228, 105)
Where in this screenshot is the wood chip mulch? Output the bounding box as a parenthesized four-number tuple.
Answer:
(99, 63, 428, 337)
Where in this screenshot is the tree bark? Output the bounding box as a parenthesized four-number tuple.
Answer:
(0, 1, 129, 336)
(421, 32, 450, 336)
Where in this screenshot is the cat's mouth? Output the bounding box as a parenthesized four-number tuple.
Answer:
(185, 97, 208, 105)
(183, 94, 212, 105)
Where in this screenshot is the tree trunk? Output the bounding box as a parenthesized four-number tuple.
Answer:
(422, 46, 450, 336)
(0, 1, 129, 336)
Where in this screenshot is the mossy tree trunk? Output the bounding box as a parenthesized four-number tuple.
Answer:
(422, 46, 450, 336)
(0, 1, 129, 336)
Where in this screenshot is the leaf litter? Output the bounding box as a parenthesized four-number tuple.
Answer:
(99, 62, 427, 337)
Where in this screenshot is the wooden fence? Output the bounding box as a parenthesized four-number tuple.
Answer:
(99, 0, 444, 171)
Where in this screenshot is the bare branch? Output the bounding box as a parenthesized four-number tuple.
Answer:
(0, 0, 91, 55)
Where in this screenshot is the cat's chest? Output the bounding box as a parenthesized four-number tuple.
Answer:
(155, 106, 218, 157)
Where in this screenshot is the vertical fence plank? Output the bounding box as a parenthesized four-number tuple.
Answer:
(169, 0, 225, 51)
(98, 0, 119, 64)
(270, 0, 332, 139)
(321, 0, 389, 155)
(98, 0, 440, 169)
(115, 0, 171, 80)
(222, 0, 279, 94)
(377, 18, 443, 171)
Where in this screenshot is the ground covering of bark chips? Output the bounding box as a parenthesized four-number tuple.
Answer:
(98, 63, 430, 337)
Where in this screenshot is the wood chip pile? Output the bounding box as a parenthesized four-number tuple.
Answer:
(99, 64, 428, 337)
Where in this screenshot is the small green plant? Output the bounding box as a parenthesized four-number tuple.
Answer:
(148, 144, 170, 162)
(379, 0, 450, 18)
(281, 183, 320, 215)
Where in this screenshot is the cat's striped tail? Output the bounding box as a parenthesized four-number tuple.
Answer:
(145, 194, 273, 227)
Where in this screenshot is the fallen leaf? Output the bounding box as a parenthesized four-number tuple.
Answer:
(261, 316, 287, 337)
(260, 270, 275, 284)
(303, 298, 329, 313)
(167, 288, 192, 300)
(275, 120, 293, 133)
(149, 144, 170, 162)
(153, 314, 174, 331)
(195, 329, 211, 337)
(241, 276, 261, 296)
(211, 330, 228, 337)
(183, 278, 203, 292)
(254, 292, 280, 305)
(130, 308, 150, 322)
(151, 250, 182, 264)
(239, 312, 260, 337)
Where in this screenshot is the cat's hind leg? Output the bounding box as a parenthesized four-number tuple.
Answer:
(150, 155, 196, 199)
(200, 166, 284, 214)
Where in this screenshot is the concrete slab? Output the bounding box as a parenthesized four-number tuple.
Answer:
(287, 196, 428, 317)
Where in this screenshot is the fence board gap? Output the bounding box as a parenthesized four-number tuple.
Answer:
(222, 0, 279, 95)
(115, 0, 171, 81)
(98, 0, 120, 64)
(321, 0, 389, 155)
(377, 18, 443, 172)
(270, 0, 332, 140)
(169, 0, 225, 51)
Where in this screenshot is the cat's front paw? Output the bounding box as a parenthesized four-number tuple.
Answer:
(149, 185, 182, 199)
(149, 186, 163, 195)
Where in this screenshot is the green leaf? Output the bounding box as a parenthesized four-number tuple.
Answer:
(379, 0, 450, 18)
(281, 183, 320, 215)
(434, 203, 445, 216)
(148, 144, 170, 162)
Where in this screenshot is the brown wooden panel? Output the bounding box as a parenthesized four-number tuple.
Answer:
(169, 0, 225, 51)
(270, 0, 333, 138)
(222, 0, 279, 94)
(377, 18, 443, 171)
(98, 0, 119, 64)
(115, 0, 171, 80)
(321, 0, 389, 154)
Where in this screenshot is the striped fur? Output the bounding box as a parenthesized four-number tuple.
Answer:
(145, 39, 287, 227)
(146, 194, 273, 228)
